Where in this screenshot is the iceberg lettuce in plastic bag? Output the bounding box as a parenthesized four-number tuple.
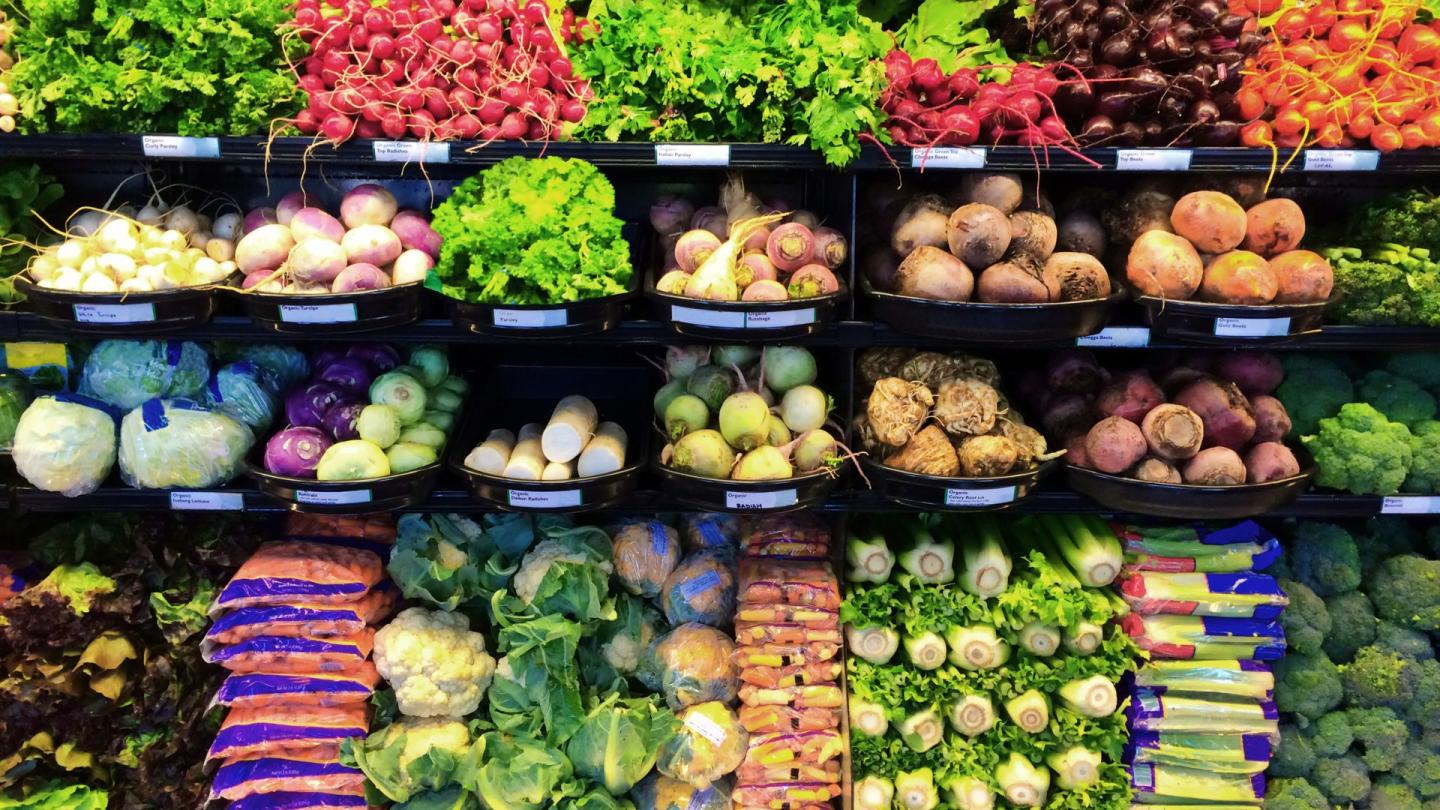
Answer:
(11, 393, 117, 496)
(204, 361, 279, 432)
(216, 342, 310, 390)
(80, 340, 210, 410)
(118, 398, 252, 489)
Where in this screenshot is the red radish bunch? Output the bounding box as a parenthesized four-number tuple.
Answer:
(287, 0, 595, 144)
(880, 50, 1076, 150)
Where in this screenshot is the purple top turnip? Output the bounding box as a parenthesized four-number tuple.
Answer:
(812, 227, 848, 270)
(390, 210, 443, 259)
(332, 263, 392, 292)
(265, 425, 333, 478)
(317, 357, 375, 395)
(767, 223, 815, 273)
(691, 206, 728, 239)
(277, 190, 319, 226)
(340, 183, 399, 229)
(289, 207, 346, 243)
(650, 195, 695, 236)
(674, 229, 722, 274)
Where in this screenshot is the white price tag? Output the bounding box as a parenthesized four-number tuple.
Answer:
(507, 489, 583, 508)
(169, 491, 244, 511)
(372, 141, 451, 163)
(745, 308, 815, 328)
(725, 489, 798, 510)
(142, 135, 220, 158)
(73, 302, 157, 324)
(684, 711, 730, 746)
(1303, 149, 1380, 172)
(1115, 149, 1193, 171)
(279, 303, 359, 324)
(296, 489, 373, 506)
(493, 308, 568, 328)
(1381, 496, 1440, 514)
(1076, 327, 1151, 348)
(944, 486, 1017, 507)
(672, 305, 745, 329)
(655, 144, 731, 167)
(910, 146, 987, 169)
(1213, 316, 1291, 338)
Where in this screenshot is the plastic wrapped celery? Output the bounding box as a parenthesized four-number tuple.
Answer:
(1118, 572, 1289, 619)
(1116, 520, 1278, 566)
(1123, 538, 1281, 574)
(1127, 691, 1278, 736)
(1127, 763, 1265, 804)
(1132, 660, 1274, 700)
(1122, 614, 1285, 660)
(1126, 730, 1272, 774)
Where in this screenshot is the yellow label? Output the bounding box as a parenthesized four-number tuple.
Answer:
(3, 342, 67, 370)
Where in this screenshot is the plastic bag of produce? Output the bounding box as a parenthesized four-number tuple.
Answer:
(735, 620, 840, 646)
(632, 772, 732, 810)
(1127, 730, 1272, 774)
(1119, 572, 1289, 619)
(741, 512, 832, 559)
(11, 393, 118, 496)
(738, 559, 840, 609)
(229, 788, 368, 810)
(642, 622, 737, 710)
(1132, 660, 1274, 700)
(203, 631, 375, 674)
(1127, 690, 1278, 735)
(205, 594, 397, 645)
(1123, 538, 1282, 573)
(737, 705, 839, 734)
(613, 520, 681, 598)
(681, 514, 740, 552)
(207, 705, 369, 761)
(212, 666, 380, 710)
(1117, 520, 1277, 558)
(217, 342, 310, 390)
(0, 371, 34, 448)
(118, 399, 252, 489)
(210, 746, 365, 801)
(204, 361, 279, 432)
(1122, 614, 1286, 660)
(657, 701, 747, 788)
(1127, 763, 1265, 804)
(660, 551, 737, 628)
(80, 339, 210, 410)
(214, 541, 385, 614)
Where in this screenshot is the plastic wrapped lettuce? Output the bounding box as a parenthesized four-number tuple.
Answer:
(79, 340, 211, 410)
(0, 371, 34, 448)
(215, 342, 310, 390)
(11, 393, 118, 496)
(118, 399, 252, 489)
(203, 361, 278, 432)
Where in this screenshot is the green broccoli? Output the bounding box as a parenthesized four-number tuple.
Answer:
(1276, 355, 1355, 436)
(1306, 710, 1355, 757)
(1394, 739, 1440, 799)
(1323, 589, 1379, 664)
(1329, 255, 1430, 326)
(1276, 651, 1344, 721)
(1272, 723, 1318, 779)
(1409, 659, 1440, 732)
(1288, 522, 1362, 596)
(1368, 554, 1440, 631)
(1304, 403, 1414, 496)
(1406, 421, 1440, 494)
(1278, 578, 1331, 656)
(1313, 754, 1372, 803)
(1385, 353, 1440, 392)
(1346, 706, 1409, 772)
(1265, 777, 1329, 810)
(1346, 190, 1440, 253)
(1340, 645, 1421, 709)
(1372, 778, 1424, 810)
(1359, 370, 1439, 427)
(1358, 517, 1422, 575)
(1375, 620, 1436, 661)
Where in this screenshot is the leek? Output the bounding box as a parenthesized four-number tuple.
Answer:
(995, 753, 1050, 808)
(1004, 689, 1050, 734)
(854, 775, 895, 810)
(1018, 621, 1060, 657)
(1046, 746, 1102, 790)
(1062, 621, 1103, 656)
(849, 696, 890, 738)
(897, 519, 955, 584)
(948, 776, 994, 810)
(905, 631, 948, 670)
(847, 624, 901, 665)
(847, 524, 895, 584)
(899, 708, 944, 753)
(896, 768, 940, 810)
(958, 514, 1011, 598)
(1058, 675, 1119, 718)
(945, 625, 1010, 671)
(948, 694, 996, 737)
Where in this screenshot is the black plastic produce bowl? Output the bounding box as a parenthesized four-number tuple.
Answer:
(654, 460, 837, 513)
(245, 450, 442, 514)
(1132, 294, 1329, 344)
(16, 276, 225, 333)
(861, 456, 1060, 511)
(438, 281, 637, 338)
(231, 283, 422, 334)
(645, 270, 845, 341)
(864, 281, 1124, 345)
(450, 456, 640, 512)
(1064, 456, 1314, 519)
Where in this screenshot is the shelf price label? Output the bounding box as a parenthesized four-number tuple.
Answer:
(373, 141, 451, 163)
(671, 306, 745, 329)
(655, 144, 731, 167)
(73, 302, 157, 324)
(725, 489, 797, 510)
(508, 489, 582, 508)
(1303, 149, 1380, 172)
(493, 308, 569, 328)
(169, 491, 244, 511)
(910, 147, 986, 169)
(142, 136, 221, 159)
(1381, 496, 1440, 514)
(1115, 149, 1193, 171)
(278, 303, 359, 324)
(944, 486, 1017, 507)
(296, 488, 373, 506)
(1213, 316, 1291, 338)
(1076, 327, 1150, 348)
(744, 308, 815, 328)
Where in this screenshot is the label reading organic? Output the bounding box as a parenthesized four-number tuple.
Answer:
(373, 141, 451, 163)
(507, 489, 582, 508)
(1213, 316, 1291, 338)
(493, 308, 569, 328)
(725, 489, 798, 510)
(278, 303, 359, 324)
(1303, 149, 1380, 172)
(910, 146, 987, 169)
(655, 144, 731, 166)
(1115, 149, 1193, 171)
(1076, 327, 1151, 348)
(73, 302, 157, 324)
(296, 488, 373, 506)
(142, 135, 221, 158)
(944, 486, 1017, 507)
(169, 491, 244, 511)
(671, 306, 745, 329)
(745, 308, 816, 328)
(1381, 496, 1440, 515)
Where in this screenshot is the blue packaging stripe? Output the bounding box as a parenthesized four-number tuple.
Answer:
(206, 635, 365, 664)
(51, 392, 121, 422)
(1198, 617, 1284, 639)
(697, 520, 727, 548)
(650, 522, 670, 557)
(1238, 661, 1271, 673)
(1129, 731, 1159, 750)
(207, 374, 224, 404)
(678, 570, 723, 600)
(1198, 520, 1273, 546)
(218, 578, 369, 605)
(141, 398, 168, 431)
(1252, 642, 1287, 661)
(687, 784, 722, 810)
(166, 340, 183, 367)
(230, 791, 367, 810)
(216, 673, 372, 703)
(1250, 773, 1266, 799)
(283, 534, 394, 561)
(209, 722, 366, 758)
(1246, 605, 1285, 621)
(1252, 539, 1282, 571)
(1203, 573, 1283, 597)
(1241, 734, 1272, 761)
(213, 756, 359, 796)
(206, 605, 365, 641)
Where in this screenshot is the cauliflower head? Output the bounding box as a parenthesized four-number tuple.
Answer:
(1304, 403, 1413, 496)
(374, 607, 496, 718)
(514, 537, 614, 605)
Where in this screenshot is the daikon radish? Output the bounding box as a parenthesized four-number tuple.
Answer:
(542, 395, 599, 463)
(464, 428, 515, 475)
(577, 422, 628, 477)
(542, 461, 575, 481)
(503, 424, 545, 480)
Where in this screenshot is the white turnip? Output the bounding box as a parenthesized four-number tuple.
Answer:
(780, 384, 829, 433)
(277, 190, 319, 225)
(341, 225, 402, 268)
(290, 208, 345, 243)
(289, 239, 348, 285)
(332, 263, 391, 292)
(390, 210, 443, 259)
(391, 249, 434, 286)
(212, 212, 242, 241)
(236, 224, 295, 275)
(340, 183, 398, 229)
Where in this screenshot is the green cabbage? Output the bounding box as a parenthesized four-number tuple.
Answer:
(11, 394, 117, 496)
(79, 340, 210, 410)
(388, 514, 523, 613)
(463, 731, 576, 810)
(117, 399, 251, 489)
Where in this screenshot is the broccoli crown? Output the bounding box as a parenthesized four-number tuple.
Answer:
(1358, 517, 1422, 576)
(1265, 777, 1330, 810)
(1276, 356, 1355, 436)
(1394, 738, 1440, 799)
(1340, 645, 1421, 709)
(1313, 753, 1372, 803)
(1307, 710, 1356, 757)
(1278, 578, 1331, 657)
(1406, 424, 1440, 494)
(1359, 370, 1439, 427)
(1288, 522, 1363, 596)
(1375, 620, 1436, 661)
(1368, 554, 1440, 631)
(1347, 190, 1440, 253)
(1410, 659, 1440, 732)
(1272, 723, 1318, 779)
(1372, 777, 1425, 810)
(1385, 353, 1440, 392)
(1323, 589, 1379, 665)
(1276, 651, 1344, 721)
(1304, 403, 1414, 496)
(1346, 706, 1410, 772)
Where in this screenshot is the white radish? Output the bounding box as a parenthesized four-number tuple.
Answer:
(188, 230, 212, 250)
(464, 428, 515, 475)
(206, 238, 235, 262)
(542, 461, 575, 481)
(503, 424, 546, 480)
(577, 421, 628, 477)
(541, 395, 598, 464)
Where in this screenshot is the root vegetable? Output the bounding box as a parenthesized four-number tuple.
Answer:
(1043, 394, 1096, 441)
(1096, 371, 1165, 424)
(671, 429, 737, 478)
(720, 391, 771, 451)
(976, 258, 1050, 303)
(1047, 351, 1106, 395)
(933, 378, 999, 437)
(290, 208, 346, 243)
(276, 191, 315, 225)
(691, 206, 728, 239)
(577, 422, 628, 477)
(538, 461, 572, 481)
(657, 270, 692, 294)
(742, 280, 788, 301)
(288, 240, 348, 284)
(1065, 435, 1090, 467)
(1056, 210, 1106, 257)
(242, 207, 278, 236)
(665, 394, 710, 440)
(788, 264, 840, 298)
(767, 416, 792, 448)
(1170, 191, 1247, 253)
(341, 224, 403, 268)
(688, 365, 738, 410)
(960, 173, 1023, 213)
(813, 227, 848, 269)
(1042, 252, 1111, 302)
(392, 250, 434, 286)
(1269, 249, 1333, 304)
(733, 445, 794, 481)
(740, 253, 778, 286)
(1007, 211, 1058, 260)
(762, 347, 818, 394)
(464, 428, 515, 475)
(675, 230, 722, 273)
(332, 263, 391, 292)
(390, 211, 443, 259)
(1174, 378, 1256, 450)
(1127, 231, 1203, 299)
(885, 424, 959, 477)
(1200, 251, 1277, 305)
(869, 377, 934, 447)
(891, 195, 951, 255)
(542, 395, 599, 463)
(1241, 198, 1306, 257)
(957, 434, 1021, 476)
(1244, 441, 1300, 483)
(767, 223, 815, 272)
(1104, 189, 1175, 244)
(1250, 395, 1292, 443)
(1214, 352, 1284, 396)
(1132, 456, 1182, 483)
(1084, 416, 1148, 474)
(1182, 446, 1247, 485)
(503, 424, 546, 480)
(742, 226, 771, 254)
(946, 203, 1011, 269)
(780, 385, 829, 433)
(1140, 404, 1204, 460)
(789, 210, 821, 230)
(897, 246, 974, 301)
(651, 195, 695, 236)
(863, 246, 901, 291)
(339, 184, 398, 229)
(793, 429, 840, 472)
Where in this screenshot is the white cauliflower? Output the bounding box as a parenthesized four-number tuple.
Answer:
(513, 537, 613, 605)
(373, 607, 496, 718)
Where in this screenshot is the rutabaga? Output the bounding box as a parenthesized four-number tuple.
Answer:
(732, 445, 793, 481)
(945, 625, 1010, 670)
(947, 776, 994, 810)
(1058, 675, 1119, 718)
(845, 625, 899, 665)
(948, 694, 996, 737)
(664, 394, 710, 440)
(959, 515, 1012, 598)
(576, 422, 628, 477)
(779, 384, 829, 433)
(1063, 621, 1104, 656)
(848, 697, 889, 738)
(719, 391, 770, 451)
(1004, 689, 1050, 734)
(894, 768, 940, 810)
(995, 753, 1050, 808)
(897, 521, 955, 584)
(684, 213, 783, 300)
(1018, 621, 1061, 657)
(761, 346, 818, 394)
(904, 631, 948, 670)
(854, 776, 894, 810)
(503, 424, 546, 480)
(464, 428, 515, 475)
(846, 529, 895, 583)
(899, 709, 944, 753)
(1046, 746, 1102, 790)
(541, 395, 598, 463)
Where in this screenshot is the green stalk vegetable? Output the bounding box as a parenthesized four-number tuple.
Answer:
(854, 776, 895, 810)
(995, 753, 1050, 808)
(948, 694, 996, 737)
(1046, 746, 1102, 790)
(846, 624, 900, 665)
(895, 768, 941, 810)
(948, 776, 995, 810)
(1058, 675, 1119, 718)
(958, 514, 1011, 598)
(897, 520, 955, 584)
(1018, 620, 1061, 657)
(899, 708, 944, 753)
(849, 696, 889, 738)
(945, 625, 1010, 671)
(847, 522, 895, 584)
(904, 631, 948, 670)
(1063, 621, 1103, 656)
(1004, 689, 1050, 734)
